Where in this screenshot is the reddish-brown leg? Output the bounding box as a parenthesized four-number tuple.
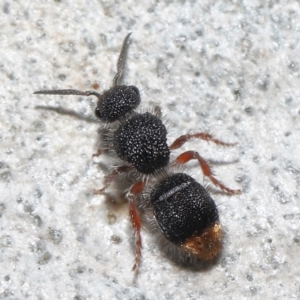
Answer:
(92, 148, 103, 157)
(169, 132, 237, 150)
(173, 150, 241, 195)
(127, 181, 146, 271)
(94, 165, 134, 194)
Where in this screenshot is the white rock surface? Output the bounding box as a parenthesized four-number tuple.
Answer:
(1, 1, 299, 299)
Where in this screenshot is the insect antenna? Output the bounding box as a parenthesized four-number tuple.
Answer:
(113, 32, 131, 86)
(34, 89, 102, 100)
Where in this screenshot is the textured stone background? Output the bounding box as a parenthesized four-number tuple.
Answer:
(1, 1, 300, 299)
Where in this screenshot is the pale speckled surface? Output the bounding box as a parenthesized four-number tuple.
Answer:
(1, 1, 300, 299)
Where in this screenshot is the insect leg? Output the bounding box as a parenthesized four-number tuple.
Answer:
(169, 132, 237, 150)
(173, 150, 241, 195)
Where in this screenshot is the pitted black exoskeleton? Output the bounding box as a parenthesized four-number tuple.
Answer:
(34, 33, 240, 272)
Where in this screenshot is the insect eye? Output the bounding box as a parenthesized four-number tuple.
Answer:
(130, 85, 139, 95)
(126, 86, 141, 107)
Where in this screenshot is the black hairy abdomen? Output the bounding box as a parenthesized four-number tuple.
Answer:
(151, 173, 219, 245)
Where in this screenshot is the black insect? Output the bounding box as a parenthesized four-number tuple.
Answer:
(34, 33, 240, 271)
